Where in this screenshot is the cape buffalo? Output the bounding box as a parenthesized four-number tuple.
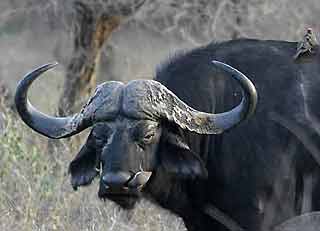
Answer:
(15, 38, 320, 231)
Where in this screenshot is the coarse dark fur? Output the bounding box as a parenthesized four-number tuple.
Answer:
(71, 39, 320, 231)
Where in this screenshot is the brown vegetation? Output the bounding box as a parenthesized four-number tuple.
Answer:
(0, 0, 320, 230)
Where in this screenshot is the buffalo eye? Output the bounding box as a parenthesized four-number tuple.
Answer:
(142, 131, 156, 144)
(132, 120, 159, 147)
(137, 132, 155, 150)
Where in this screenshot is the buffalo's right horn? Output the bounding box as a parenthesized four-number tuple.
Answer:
(14, 63, 90, 139)
(15, 63, 124, 139)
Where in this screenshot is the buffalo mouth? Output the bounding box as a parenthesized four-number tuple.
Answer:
(98, 186, 141, 209)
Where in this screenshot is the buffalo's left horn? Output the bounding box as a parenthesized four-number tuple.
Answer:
(15, 63, 90, 139)
(168, 60, 257, 133)
(124, 61, 257, 134)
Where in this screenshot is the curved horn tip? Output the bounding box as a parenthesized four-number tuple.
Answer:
(14, 61, 86, 139)
(211, 60, 234, 70)
(211, 59, 258, 105)
(35, 61, 59, 70)
(15, 62, 60, 98)
(38, 61, 59, 71)
(211, 59, 258, 123)
(34, 61, 59, 72)
(18, 62, 59, 82)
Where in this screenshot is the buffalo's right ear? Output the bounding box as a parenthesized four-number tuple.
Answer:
(68, 132, 99, 190)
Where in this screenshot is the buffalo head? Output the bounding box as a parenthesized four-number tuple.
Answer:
(15, 61, 257, 208)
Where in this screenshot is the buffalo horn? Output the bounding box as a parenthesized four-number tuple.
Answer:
(123, 61, 257, 134)
(14, 63, 92, 138)
(166, 60, 257, 133)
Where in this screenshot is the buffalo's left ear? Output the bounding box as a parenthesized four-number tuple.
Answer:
(68, 132, 99, 190)
(159, 132, 208, 179)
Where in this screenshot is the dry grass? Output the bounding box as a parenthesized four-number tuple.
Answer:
(1, 1, 320, 230)
(0, 107, 186, 231)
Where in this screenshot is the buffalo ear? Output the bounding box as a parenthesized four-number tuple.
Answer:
(159, 132, 208, 179)
(68, 132, 99, 190)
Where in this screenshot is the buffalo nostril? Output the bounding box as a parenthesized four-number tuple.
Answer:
(101, 172, 131, 188)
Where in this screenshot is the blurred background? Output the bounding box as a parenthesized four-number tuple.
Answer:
(0, 0, 320, 230)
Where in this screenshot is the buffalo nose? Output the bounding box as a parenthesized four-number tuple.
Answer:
(102, 172, 131, 188)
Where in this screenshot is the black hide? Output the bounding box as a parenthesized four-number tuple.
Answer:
(148, 39, 320, 231)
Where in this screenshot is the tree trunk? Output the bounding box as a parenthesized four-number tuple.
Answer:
(58, 2, 120, 116)
(58, 0, 146, 116)
(230, 0, 243, 39)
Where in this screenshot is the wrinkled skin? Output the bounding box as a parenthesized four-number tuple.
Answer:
(70, 117, 159, 207)
(69, 116, 207, 209)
